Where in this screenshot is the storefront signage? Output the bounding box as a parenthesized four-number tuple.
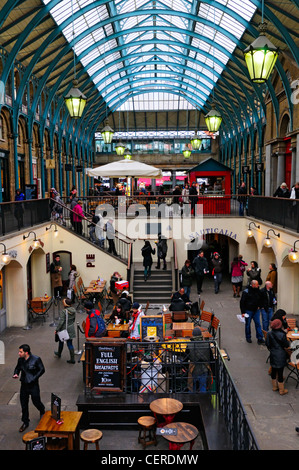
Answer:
(86, 254, 95, 267)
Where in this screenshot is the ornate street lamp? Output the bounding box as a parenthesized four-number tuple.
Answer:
(244, 22, 278, 84)
(101, 119, 114, 144)
(288, 240, 299, 263)
(205, 104, 222, 133)
(115, 141, 126, 156)
(190, 134, 202, 150)
(64, 80, 87, 119)
(183, 145, 192, 158)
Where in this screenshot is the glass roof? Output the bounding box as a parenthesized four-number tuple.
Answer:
(42, 0, 257, 112)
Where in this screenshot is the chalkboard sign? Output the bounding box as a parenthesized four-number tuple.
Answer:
(140, 315, 165, 341)
(51, 393, 61, 421)
(91, 342, 126, 392)
(27, 436, 46, 450)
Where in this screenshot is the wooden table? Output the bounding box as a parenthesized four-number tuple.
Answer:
(287, 330, 299, 342)
(35, 411, 82, 450)
(150, 397, 183, 427)
(106, 323, 129, 337)
(161, 422, 199, 450)
(84, 280, 106, 295)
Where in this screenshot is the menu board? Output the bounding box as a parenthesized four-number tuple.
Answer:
(91, 342, 125, 392)
(27, 436, 46, 450)
(140, 315, 165, 341)
(51, 393, 61, 421)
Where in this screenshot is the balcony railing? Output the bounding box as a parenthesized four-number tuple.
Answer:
(248, 196, 299, 232)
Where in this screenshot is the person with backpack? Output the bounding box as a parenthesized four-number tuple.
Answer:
(84, 301, 106, 338)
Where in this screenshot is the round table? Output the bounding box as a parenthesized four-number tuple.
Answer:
(149, 398, 183, 427)
(160, 422, 199, 450)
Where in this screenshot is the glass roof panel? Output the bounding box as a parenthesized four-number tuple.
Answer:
(42, 0, 257, 111)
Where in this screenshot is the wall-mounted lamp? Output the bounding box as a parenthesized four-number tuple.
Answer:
(23, 231, 43, 251)
(46, 224, 59, 237)
(0, 243, 12, 265)
(247, 221, 260, 238)
(263, 229, 280, 248)
(288, 240, 299, 263)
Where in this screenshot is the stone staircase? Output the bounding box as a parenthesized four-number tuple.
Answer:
(132, 265, 173, 307)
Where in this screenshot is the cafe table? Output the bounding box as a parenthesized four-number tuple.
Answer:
(160, 422, 199, 450)
(84, 280, 106, 294)
(149, 397, 183, 428)
(35, 411, 82, 450)
(106, 322, 129, 337)
(287, 330, 299, 342)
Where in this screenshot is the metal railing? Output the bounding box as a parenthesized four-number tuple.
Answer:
(50, 198, 132, 264)
(248, 195, 299, 232)
(0, 198, 51, 236)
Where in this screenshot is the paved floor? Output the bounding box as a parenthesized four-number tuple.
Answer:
(0, 275, 299, 452)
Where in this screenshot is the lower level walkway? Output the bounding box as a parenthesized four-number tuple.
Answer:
(0, 275, 298, 451)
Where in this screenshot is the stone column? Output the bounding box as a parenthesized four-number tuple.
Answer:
(277, 152, 285, 187)
(265, 144, 272, 196)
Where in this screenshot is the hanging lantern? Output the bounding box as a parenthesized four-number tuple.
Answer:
(64, 79, 87, 118)
(115, 141, 126, 156)
(205, 104, 222, 133)
(124, 148, 132, 160)
(190, 134, 202, 150)
(183, 145, 192, 158)
(244, 22, 278, 84)
(101, 119, 114, 144)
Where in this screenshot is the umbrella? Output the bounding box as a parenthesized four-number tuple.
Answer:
(86, 158, 163, 178)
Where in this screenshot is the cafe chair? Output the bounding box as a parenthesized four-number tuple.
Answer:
(27, 300, 48, 323)
(80, 429, 103, 450)
(287, 318, 297, 330)
(22, 431, 39, 450)
(209, 316, 221, 346)
(285, 361, 299, 389)
(199, 310, 214, 329)
(137, 416, 157, 449)
(172, 311, 188, 322)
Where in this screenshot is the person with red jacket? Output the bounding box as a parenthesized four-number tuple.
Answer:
(84, 301, 106, 338)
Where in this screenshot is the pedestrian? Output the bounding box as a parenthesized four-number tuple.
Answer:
(95, 211, 106, 248)
(189, 181, 198, 215)
(266, 263, 277, 294)
(187, 328, 211, 392)
(271, 308, 288, 332)
(73, 200, 84, 235)
(105, 218, 117, 256)
(50, 254, 63, 298)
(265, 319, 290, 395)
(237, 182, 246, 216)
(13, 344, 45, 432)
(128, 303, 145, 340)
(259, 281, 277, 331)
(181, 259, 194, 298)
(155, 234, 167, 270)
(141, 240, 155, 281)
(246, 261, 262, 286)
(52, 191, 65, 225)
(84, 301, 106, 338)
(67, 264, 78, 302)
(54, 298, 76, 364)
(88, 210, 100, 243)
(69, 190, 78, 227)
(192, 250, 209, 296)
(290, 182, 299, 199)
(273, 182, 290, 198)
(231, 256, 245, 298)
(14, 188, 25, 229)
(211, 252, 222, 294)
(240, 279, 265, 344)
(238, 254, 248, 286)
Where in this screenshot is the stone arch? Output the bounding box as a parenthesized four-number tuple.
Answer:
(279, 113, 290, 138)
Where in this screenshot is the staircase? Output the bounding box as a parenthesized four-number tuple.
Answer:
(133, 265, 173, 306)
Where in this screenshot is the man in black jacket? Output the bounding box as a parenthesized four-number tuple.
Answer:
(13, 344, 45, 432)
(193, 250, 209, 295)
(240, 280, 265, 344)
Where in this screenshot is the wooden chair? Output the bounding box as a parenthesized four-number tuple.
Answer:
(22, 431, 39, 450)
(262, 330, 270, 363)
(287, 318, 297, 330)
(209, 316, 221, 346)
(28, 300, 48, 323)
(199, 299, 205, 312)
(80, 429, 103, 450)
(138, 416, 157, 449)
(285, 361, 299, 389)
(199, 310, 214, 329)
(172, 311, 188, 322)
(73, 284, 87, 311)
